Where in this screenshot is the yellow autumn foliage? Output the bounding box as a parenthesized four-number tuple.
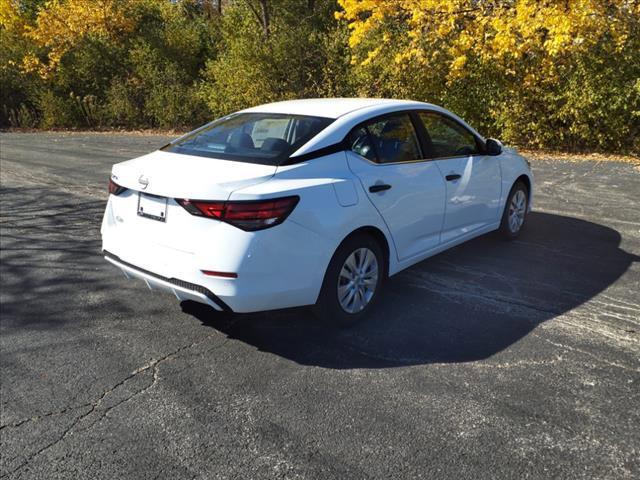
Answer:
(0, 0, 24, 31)
(337, 0, 638, 82)
(337, 0, 639, 152)
(22, 0, 137, 77)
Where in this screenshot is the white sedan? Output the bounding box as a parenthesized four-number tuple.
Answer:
(102, 98, 533, 325)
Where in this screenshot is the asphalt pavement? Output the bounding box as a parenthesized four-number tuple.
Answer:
(1, 132, 639, 479)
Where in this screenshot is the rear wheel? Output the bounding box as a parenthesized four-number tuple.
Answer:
(499, 181, 529, 240)
(314, 234, 385, 327)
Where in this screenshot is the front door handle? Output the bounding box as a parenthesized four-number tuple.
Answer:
(369, 184, 392, 193)
(445, 174, 461, 181)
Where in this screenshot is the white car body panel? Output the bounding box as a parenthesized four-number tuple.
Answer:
(101, 98, 533, 313)
(111, 150, 276, 200)
(434, 154, 503, 243)
(499, 146, 534, 211)
(346, 151, 446, 261)
(241, 97, 407, 119)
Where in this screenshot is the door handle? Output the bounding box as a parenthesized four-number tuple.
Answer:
(369, 184, 392, 193)
(445, 174, 461, 181)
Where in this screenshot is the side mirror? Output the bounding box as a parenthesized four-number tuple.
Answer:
(485, 138, 503, 156)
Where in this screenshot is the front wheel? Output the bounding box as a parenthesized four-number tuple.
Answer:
(499, 181, 529, 240)
(314, 234, 385, 327)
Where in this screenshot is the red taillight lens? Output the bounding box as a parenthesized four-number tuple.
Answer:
(177, 196, 299, 231)
(108, 178, 127, 196)
(181, 200, 225, 219)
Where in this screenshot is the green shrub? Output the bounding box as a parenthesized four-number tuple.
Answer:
(37, 90, 79, 129)
(3, 103, 39, 128)
(104, 78, 144, 128)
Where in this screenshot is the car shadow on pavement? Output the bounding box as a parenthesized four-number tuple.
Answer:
(182, 212, 638, 369)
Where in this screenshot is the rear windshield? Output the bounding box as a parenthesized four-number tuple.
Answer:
(162, 113, 333, 165)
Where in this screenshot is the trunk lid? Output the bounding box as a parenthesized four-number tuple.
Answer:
(111, 150, 277, 200)
(103, 150, 277, 263)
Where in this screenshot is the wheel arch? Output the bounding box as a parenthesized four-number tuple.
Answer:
(313, 224, 392, 315)
(337, 225, 392, 278)
(514, 174, 532, 201)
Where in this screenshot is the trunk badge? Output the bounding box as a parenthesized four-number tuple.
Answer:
(138, 175, 149, 189)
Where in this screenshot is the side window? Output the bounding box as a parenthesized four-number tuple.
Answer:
(348, 127, 377, 162)
(348, 114, 422, 164)
(418, 112, 479, 158)
(366, 114, 422, 164)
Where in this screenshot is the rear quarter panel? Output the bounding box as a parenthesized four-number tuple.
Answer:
(228, 152, 398, 301)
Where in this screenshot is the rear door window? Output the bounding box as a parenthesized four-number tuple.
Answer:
(349, 114, 422, 164)
(347, 127, 377, 162)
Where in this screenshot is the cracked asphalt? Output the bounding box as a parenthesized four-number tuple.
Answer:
(1, 132, 639, 479)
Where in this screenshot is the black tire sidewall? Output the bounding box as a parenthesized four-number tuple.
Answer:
(315, 234, 385, 327)
(500, 181, 528, 240)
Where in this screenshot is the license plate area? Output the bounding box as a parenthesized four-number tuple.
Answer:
(137, 192, 168, 222)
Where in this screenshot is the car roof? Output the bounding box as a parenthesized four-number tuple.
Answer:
(238, 97, 484, 161)
(241, 98, 432, 119)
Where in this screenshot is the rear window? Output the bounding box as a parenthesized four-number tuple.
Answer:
(162, 113, 333, 165)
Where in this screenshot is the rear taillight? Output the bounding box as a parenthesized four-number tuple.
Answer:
(109, 178, 127, 196)
(177, 196, 299, 231)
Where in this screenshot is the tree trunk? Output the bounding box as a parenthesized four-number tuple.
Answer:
(246, 0, 270, 39)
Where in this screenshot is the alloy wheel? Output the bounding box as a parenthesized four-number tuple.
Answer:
(508, 189, 527, 233)
(337, 247, 379, 314)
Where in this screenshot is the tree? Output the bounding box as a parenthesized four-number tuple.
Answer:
(337, 0, 640, 152)
(21, 0, 136, 78)
(199, 0, 353, 116)
(245, 0, 270, 39)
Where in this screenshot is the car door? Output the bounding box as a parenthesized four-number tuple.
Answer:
(416, 111, 502, 244)
(346, 112, 447, 261)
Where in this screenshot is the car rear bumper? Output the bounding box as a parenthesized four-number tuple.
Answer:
(101, 210, 334, 313)
(104, 251, 232, 312)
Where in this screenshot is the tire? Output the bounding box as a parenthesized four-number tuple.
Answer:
(499, 181, 529, 240)
(314, 233, 386, 327)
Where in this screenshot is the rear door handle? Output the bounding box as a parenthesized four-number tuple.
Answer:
(445, 174, 461, 181)
(369, 184, 392, 193)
